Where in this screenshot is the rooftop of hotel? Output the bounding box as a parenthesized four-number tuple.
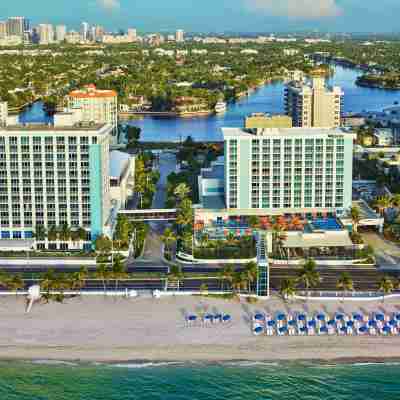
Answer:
(68, 84, 117, 99)
(222, 126, 354, 138)
(2, 122, 111, 133)
(109, 150, 133, 179)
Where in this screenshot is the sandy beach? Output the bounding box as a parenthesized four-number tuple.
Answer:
(1, 295, 400, 363)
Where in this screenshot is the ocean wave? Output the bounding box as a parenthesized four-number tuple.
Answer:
(221, 361, 280, 367)
(111, 362, 185, 369)
(29, 360, 79, 366)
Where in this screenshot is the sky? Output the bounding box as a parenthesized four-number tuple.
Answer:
(0, 0, 400, 33)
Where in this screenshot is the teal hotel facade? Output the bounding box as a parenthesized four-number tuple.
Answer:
(0, 121, 112, 250)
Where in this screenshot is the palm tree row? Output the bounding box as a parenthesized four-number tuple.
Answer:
(217, 262, 258, 294)
(35, 224, 88, 242)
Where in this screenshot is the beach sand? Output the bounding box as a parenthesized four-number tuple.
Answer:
(1, 295, 400, 363)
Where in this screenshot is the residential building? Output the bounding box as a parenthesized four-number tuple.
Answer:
(285, 69, 343, 128)
(127, 28, 137, 41)
(0, 21, 7, 39)
(245, 114, 292, 130)
(65, 31, 81, 44)
(223, 127, 355, 216)
(38, 24, 54, 45)
(176, 29, 184, 42)
(55, 25, 67, 42)
(67, 84, 118, 139)
(80, 21, 89, 41)
(6, 17, 25, 37)
(0, 118, 113, 248)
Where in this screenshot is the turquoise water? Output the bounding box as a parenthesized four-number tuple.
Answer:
(20, 65, 400, 142)
(1, 361, 400, 399)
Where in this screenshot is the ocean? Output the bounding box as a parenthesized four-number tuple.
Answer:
(1, 360, 400, 399)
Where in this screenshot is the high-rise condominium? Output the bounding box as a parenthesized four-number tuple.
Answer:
(38, 24, 54, 45)
(6, 17, 26, 37)
(81, 22, 89, 41)
(223, 127, 354, 216)
(176, 29, 184, 42)
(55, 25, 67, 42)
(284, 69, 343, 128)
(0, 118, 112, 247)
(67, 85, 118, 138)
(127, 28, 137, 41)
(0, 22, 6, 39)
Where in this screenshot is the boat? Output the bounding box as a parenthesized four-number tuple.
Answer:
(214, 101, 227, 114)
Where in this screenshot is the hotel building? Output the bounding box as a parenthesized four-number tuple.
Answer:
(223, 127, 354, 216)
(285, 70, 343, 128)
(67, 85, 118, 139)
(0, 118, 113, 248)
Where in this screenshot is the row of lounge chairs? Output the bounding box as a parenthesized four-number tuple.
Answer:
(185, 313, 232, 326)
(252, 311, 400, 336)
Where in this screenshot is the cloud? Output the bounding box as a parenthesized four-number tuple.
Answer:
(246, 0, 343, 19)
(97, 0, 121, 11)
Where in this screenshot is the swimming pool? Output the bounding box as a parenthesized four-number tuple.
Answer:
(309, 218, 342, 231)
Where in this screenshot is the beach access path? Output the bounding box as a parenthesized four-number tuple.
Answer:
(2, 296, 400, 362)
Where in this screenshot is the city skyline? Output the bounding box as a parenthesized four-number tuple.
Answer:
(0, 0, 400, 33)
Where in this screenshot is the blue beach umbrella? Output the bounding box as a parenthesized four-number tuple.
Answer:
(320, 326, 328, 333)
(188, 315, 197, 321)
(268, 320, 276, 327)
(279, 326, 288, 334)
(288, 320, 297, 326)
(347, 320, 354, 327)
(254, 313, 264, 321)
(335, 314, 344, 321)
(317, 313, 325, 321)
(368, 320, 377, 327)
(204, 314, 213, 320)
(254, 326, 263, 334)
(214, 314, 222, 320)
(353, 313, 363, 321)
(376, 313, 385, 321)
(395, 314, 400, 321)
(383, 325, 391, 333)
(308, 320, 316, 327)
(389, 319, 397, 326)
(222, 315, 231, 322)
(298, 314, 306, 321)
(277, 313, 286, 321)
(340, 326, 347, 333)
(359, 326, 368, 333)
(300, 326, 307, 333)
(327, 319, 335, 326)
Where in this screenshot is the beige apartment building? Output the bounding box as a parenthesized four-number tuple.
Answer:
(67, 84, 118, 138)
(285, 69, 343, 128)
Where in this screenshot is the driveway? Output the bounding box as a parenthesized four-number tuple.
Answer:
(361, 232, 400, 270)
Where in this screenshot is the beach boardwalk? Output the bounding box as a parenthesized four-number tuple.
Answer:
(256, 232, 269, 297)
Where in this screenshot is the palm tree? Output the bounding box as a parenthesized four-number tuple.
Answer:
(219, 265, 235, 290)
(161, 228, 177, 259)
(0, 271, 10, 290)
(173, 183, 191, 202)
(111, 256, 128, 291)
(34, 225, 47, 241)
(47, 226, 58, 242)
(7, 274, 24, 297)
(95, 263, 110, 295)
(379, 275, 394, 303)
(59, 224, 72, 242)
(350, 206, 361, 233)
(271, 222, 287, 258)
(297, 259, 321, 301)
(41, 269, 56, 298)
(336, 272, 354, 302)
(232, 271, 248, 294)
(391, 194, 400, 208)
(244, 261, 258, 294)
(374, 195, 391, 217)
(280, 278, 297, 302)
